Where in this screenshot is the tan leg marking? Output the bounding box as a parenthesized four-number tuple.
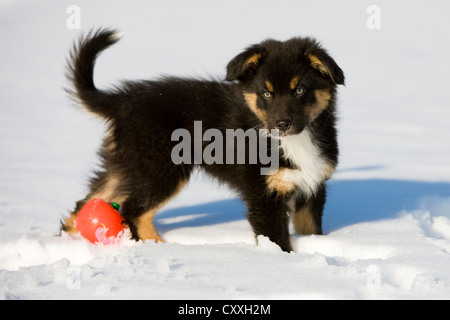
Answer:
(136, 209, 164, 242)
(292, 204, 319, 234)
(62, 173, 128, 234)
(135, 179, 188, 242)
(62, 212, 78, 234)
(87, 174, 127, 203)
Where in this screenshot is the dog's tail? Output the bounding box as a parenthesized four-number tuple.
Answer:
(66, 28, 124, 119)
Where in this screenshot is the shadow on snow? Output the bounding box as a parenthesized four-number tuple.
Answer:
(155, 179, 450, 233)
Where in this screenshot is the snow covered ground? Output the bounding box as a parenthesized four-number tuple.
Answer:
(1, 0, 450, 299)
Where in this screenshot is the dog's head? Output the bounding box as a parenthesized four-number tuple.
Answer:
(226, 37, 344, 137)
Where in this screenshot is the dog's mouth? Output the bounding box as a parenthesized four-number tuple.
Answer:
(264, 119, 306, 139)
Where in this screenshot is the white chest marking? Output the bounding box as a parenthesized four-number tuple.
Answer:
(278, 129, 334, 198)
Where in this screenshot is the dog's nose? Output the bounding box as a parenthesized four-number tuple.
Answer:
(276, 119, 292, 132)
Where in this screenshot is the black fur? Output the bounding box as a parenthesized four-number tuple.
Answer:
(61, 28, 344, 252)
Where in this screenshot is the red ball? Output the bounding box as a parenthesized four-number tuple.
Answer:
(75, 199, 125, 244)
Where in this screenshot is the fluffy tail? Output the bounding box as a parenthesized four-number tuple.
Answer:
(66, 28, 123, 118)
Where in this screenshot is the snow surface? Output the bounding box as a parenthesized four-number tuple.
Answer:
(1, 0, 450, 299)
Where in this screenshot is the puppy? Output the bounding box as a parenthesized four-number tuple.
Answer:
(61, 29, 344, 252)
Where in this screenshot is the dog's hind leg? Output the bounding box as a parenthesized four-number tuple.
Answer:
(121, 173, 189, 243)
(60, 171, 128, 234)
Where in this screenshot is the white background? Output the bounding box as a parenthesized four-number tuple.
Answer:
(1, 0, 450, 299)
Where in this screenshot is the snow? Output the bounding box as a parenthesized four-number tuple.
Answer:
(1, 0, 450, 299)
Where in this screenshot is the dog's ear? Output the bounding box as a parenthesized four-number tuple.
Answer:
(226, 44, 266, 82)
(308, 52, 345, 85)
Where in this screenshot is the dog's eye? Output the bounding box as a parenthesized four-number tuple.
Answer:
(262, 91, 272, 99)
(294, 87, 305, 97)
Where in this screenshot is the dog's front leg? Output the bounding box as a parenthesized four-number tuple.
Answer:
(291, 183, 326, 235)
(246, 195, 292, 252)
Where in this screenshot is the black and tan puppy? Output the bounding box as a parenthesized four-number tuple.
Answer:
(61, 29, 344, 252)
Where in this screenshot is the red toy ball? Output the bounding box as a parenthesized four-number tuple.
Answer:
(75, 198, 125, 244)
